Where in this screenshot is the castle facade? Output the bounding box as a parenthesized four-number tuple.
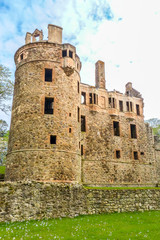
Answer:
(5, 24, 160, 186)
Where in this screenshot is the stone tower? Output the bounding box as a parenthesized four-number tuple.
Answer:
(5, 24, 82, 182)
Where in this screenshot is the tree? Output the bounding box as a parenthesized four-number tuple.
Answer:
(0, 64, 13, 113)
(0, 120, 8, 165)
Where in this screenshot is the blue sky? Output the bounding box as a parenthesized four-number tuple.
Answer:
(0, 0, 160, 124)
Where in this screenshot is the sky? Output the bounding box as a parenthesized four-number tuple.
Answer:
(0, 0, 160, 125)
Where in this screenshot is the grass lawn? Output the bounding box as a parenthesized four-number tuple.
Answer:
(0, 166, 5, 174)
(0, 211, 160, 239)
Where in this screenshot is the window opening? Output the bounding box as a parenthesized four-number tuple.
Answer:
(113, 121, 120, 136)
(141, 152, 144, 155)
(126, 102, 129, 111)
(81, 145, 84, 156)
(119, 100, 123, 112)
(116, 150, 121, 159)
(45, 69, 52, 82)
(20, 53, 23, 60)
(45, 98, 54, 114)
(50, 135, 56, 144)
(89, 93, 93, 104)
(130, 124, 137, 138)
(113, 98, 115, 108)
(81, 115, 86, 132)
(78, 81, 80, 93)
(69, 50, 73, 58)
(130, 102, 133, 112)
(136, 104, 140, 115)
(134, 151, 138, 160)
(81, 92, 86, 104)
(109, 97, 116, 108)
(77, 107, 80, 122)
(69, 128, 72, 133)
(69, 113, 71, 117)
(62, 50, 67, 57)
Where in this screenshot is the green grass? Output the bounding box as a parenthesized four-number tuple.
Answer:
(0, 211, 160, 239)
(0, 166, 5, 174)
(84, 186, 160, 190)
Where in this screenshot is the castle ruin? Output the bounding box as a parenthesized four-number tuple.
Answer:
(5, 24, 160, 186)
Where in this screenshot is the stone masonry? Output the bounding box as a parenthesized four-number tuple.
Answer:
(0, 182, 160, 222)
(5, 24, 160, 186)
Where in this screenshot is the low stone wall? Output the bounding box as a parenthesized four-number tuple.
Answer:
(0, 182, 160, 222)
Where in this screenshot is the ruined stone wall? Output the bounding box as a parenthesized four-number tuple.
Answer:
(0, 182, 160, 222)
(5, 40, 81, 182)
(154, 137, 160, 183)
(80, 84, 157, 186)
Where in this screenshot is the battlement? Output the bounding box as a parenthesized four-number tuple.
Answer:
(25, 24, 63, 44)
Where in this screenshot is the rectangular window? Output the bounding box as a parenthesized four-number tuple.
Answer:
(44, 97, 54, 114)
(77, 107, 80, 122)
(89, 93, 92, 104)
(119, 100, 123, 112)
(45, 69, 52, 82)
(62, 50, 67, 57)
(69, 128, 72, 133)
(116, 150, 121, 159)
(126, 101, 129, 111)
(133, 151, 138, 160)
(81, 92, 86, 104)
(136, 104, 140, 115)
(93, 93, 98, 104)
(81, 145, 83, 156)
(69, 50, 73, 58)
(81, 115, 86, 132)
(50, 135, 56, 144)
(113, 121, 120, 136)
(130, 124, 137, 138)
(78, 81, 80, 93)
(109, 97, 116, 108)
(113, 98, 116, 108)
(130, 102, 133, 112)
(20, 53, 23, 60)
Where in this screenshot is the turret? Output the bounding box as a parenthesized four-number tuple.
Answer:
(5, 24, 81, 182)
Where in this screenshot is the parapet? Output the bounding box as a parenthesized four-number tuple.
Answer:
(48, 24, 63, 44)
(25, 24, 63, 45)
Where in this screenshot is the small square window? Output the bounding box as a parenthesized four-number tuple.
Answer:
(62, 50, 67, 57)
(116, 150, 121, 159)
(134, 151, 138, 160)
(141, 152, 144, 155)
(45, 69, 52, 82)
(50, 135, 56, 144)
(69, 50, 73, 58)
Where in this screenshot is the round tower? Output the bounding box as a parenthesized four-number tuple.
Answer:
(5, 24, 82, 182)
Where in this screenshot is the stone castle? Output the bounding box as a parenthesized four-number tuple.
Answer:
(5, 24, 160, 186)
